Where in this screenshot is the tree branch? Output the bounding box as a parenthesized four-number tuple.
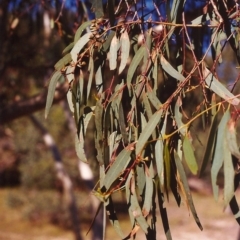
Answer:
(0, 84, 68, 124)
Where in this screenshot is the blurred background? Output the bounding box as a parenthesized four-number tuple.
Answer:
(0, 0, 240, 239)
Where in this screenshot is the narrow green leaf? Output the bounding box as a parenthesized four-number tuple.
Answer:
(102, 148, 132, 192)
(54, 53, 72, 70)
(160, 55, 185, 82)
(127, 46, 145, 89)
(142, 162, 154, 217)
(211, 110, 230, 201)
(223, 138, 235, 206)
(90, 0, 104, 18)
(199, 109, 220, 177)
(164, 143, 171, 190)
(87, 54, 94, 102)
(109, 34, 120, 70)
(183, 135, 198, 175)
(62, 42, 74, 55)
(45, 71, 63, 118)
(136, 109, 162, 155)
(75, 131, 87, 162)
(136, 163, 146, 197)
(104, 197, 125, 239)
(156, 184, 172, 240)
(119, 102, 128, 145)
(95, 65, 103, 93)
(174, 99, 187, 136)
(119, 31, 130, 74)
(191, 13, 210, 25)
(204, 67, 240, 105)
(174, 151, 203, 230)
(225, 118, 240, 159)
(147, 88, 162, 110)
(155, 137, 164, 188)
(74, 21, 91, 43)
(153, 57, 158, 93)
(71, 32, 92, 63)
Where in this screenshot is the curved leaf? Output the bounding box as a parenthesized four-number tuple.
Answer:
(102, 147, 132, 192)
(211, 110, 230, 201)
(204, 67, 240, 105)
(109, 34, 120, 70)
(119, 31, 130, 74)
(45, 71, 63, 118)
(183, 134, 198, 175)
(74, 20, 91, 43)
(136, 109, 163, 155)
(174, 151, 203, 230)
(54, 53, 72, 70)
(71, 32, 92, 63)
(160, 55, 185, 82)
(127, 46, 145, 89)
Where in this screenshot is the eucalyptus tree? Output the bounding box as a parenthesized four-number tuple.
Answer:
(46, 0, 240, 239)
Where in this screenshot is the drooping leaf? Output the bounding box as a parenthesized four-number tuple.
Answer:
(136, 109, 163, 155)
(109, 34, 120, 70)
(211, 110, 230, 201)
(223, 137, 235, 206)
(183, 134, 198, 175)
(160, 55, 185, 82)
(45, 71, 63, 118)
(226, 118, 240, 159)
(105, 196, 125, 239)
(74, 21, 92, 43)
(142, 162, 154, 218)
(62, 42, 74, 55)
(156, 183, 172, 240)
(54, 53, 72, 70)
(75, 131, 87, 162)
(71, 32, 92, 63)
(199, 109, 220, 176)
(87, 54, 94, 102)
(101, 147, 132, 192)
(164, 142, 171, 190)
(119, 30, 130, 74)
(127, 46, 145, 89)
(204, 67, 240, 105)
(174, 151, 203, 230)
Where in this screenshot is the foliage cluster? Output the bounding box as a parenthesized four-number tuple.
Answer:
(46, 0, 240, 239)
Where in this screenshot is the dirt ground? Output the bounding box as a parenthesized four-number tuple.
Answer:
(0, 188, 239, 240)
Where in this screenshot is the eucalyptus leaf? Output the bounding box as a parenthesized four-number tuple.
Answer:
(71, 32, 92, 63)
(204, 67, 240, 105)
(211, 110, 230, 201)
(136, 109, 163, 155)
(109, 34, 120, 70)
(119, 31, 130, 74)
(102, 147, 132, 192)
(45, 71, 63, 118)
(74, 21, 91, 43)
(183, 135, 198, 175)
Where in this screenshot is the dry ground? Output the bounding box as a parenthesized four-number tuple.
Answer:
(0, 188, 239, 240)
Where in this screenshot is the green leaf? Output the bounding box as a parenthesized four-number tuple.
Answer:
(71, 32, 92, 63)
(119, 102, 128, 145)
(109, 34, 120, 70)
(199, 109, 220, 176)
(45, 71, 63, 118)
(75, 131, 87, 162)
(136, 109, 163, 155)
(160, 55, 185, 82)
(74, 21, 91, 44)
(204, 67, 240, 105)
(87, 54, 94, 102)
(119, 31, 130, 74)
(211, 110, 230, 201)
(104, 196, 125, 239)
(54, 53, 72, 70)
(127, 46, 145, 89)
(174, 151, 203, 230)
(102, 147, 132, 192)
(174, 99, 187, 136)
(62, 42, 74, 55)
(147, 88, 162, 110)
(225, 118, 240, 159)
(155, 137, 164, 188)
(142, 162, 154, 217)
(183, 135, 198, 175)
(95, 65, 103, 94)
(223, 137, 235, 206)
(164, 143, 171, 190)
(156, 184, 172, 240)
